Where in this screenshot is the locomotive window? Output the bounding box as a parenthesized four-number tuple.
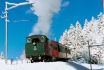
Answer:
(58, 45, 60, 52)
(50, 44, 57, 50)
(59, 44, 65, 53)
(59, 44, 61, 52)
(41, 36, 45, 42)
(59, 45, 63, 52)
(53, 45, 57, 50)
(62, 47, 65, 53)
(32, 38, 40, 43)
(27, 38, 31, 43)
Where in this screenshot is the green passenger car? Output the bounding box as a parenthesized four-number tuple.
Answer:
(25, 35, 49, 61)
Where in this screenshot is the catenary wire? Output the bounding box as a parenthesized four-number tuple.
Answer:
(0, 0, 35, 23)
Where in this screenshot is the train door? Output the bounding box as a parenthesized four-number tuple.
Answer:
(51, 44, 59, 58)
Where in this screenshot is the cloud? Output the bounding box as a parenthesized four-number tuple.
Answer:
(61, 1, 69, 7)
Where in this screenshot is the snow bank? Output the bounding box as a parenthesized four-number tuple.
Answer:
(0, 60, 76, 70)
(0, 59, 104, 70)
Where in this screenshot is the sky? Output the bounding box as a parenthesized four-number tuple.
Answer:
(0, 0, 103, 60)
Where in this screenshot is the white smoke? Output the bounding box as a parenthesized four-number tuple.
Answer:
(61, 1, 69, 7)
(27, 0, 62, 36)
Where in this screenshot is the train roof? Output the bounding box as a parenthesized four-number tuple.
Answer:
(27, 34, 48, 39)
(49, 40, 69, 47)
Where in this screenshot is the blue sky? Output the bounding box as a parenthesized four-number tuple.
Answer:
(0, 0, 103, 59)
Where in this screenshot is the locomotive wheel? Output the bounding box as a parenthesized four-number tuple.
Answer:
(64, 59, 68, 62)
(43, 58, 50, 62)
(43, 59, 45, 62)
(62, 59, 67, 62)
(66, 59, 68, 62)
(43, 57, 48, 62)
(43, 56, 49, 62)
(63, 59, 66, 62)
(52, 56, 56, 62)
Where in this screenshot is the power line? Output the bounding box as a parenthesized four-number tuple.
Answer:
(0, 0, 35, 23)
(13, 9, 35, 23)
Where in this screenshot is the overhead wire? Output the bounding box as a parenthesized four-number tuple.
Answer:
(0, 0, 35, 23)
(13, 9, 34, 22)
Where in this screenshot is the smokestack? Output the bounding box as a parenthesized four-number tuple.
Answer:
(27, 0, 62, 36)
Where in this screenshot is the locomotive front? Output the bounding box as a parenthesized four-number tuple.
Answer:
(25, 35, 48, 61)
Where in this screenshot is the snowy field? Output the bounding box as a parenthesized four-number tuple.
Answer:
(0, 60, 104, 70)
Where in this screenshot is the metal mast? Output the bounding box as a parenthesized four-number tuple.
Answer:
(1, 1, 34, 64)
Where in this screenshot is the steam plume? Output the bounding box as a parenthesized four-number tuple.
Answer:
(27, 0, 62, 36)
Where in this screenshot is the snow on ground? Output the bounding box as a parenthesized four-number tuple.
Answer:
(0, 60, 76, 70)
(76, 61, 104, 70)
(0, 59, 104, 70)
(76, 58, 104, 70)
(80, 63, 104, 70)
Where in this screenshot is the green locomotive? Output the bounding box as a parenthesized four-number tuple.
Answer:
(25, 35, 71, 62)
(25, 35, 49, 61)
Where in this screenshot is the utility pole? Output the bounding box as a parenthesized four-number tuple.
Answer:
(102, 0, 104, 8)
(87, 38, 104, 70)
(1, 1, 34, 64)
(65, 47, 67, 61)
(87, 41, 92, 70)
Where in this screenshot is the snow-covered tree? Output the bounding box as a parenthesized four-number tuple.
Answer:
(59, 12, 104, 64)
(20, 49, 26, 60)
(0, 52, 4, 59)
(59, 29, 69, 45)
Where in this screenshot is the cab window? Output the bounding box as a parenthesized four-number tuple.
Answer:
(27, 38, 31, 43)
(32, 38, 40, 43)
(58, 45, 60, 52)
(53, 45, 57, 50)
(50, 44, 57, 50)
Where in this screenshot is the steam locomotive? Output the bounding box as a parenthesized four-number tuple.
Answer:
(25, 35, 71, 62)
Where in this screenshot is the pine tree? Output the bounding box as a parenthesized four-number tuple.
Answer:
(20, 49, 26, 60)
(0, 52, 4, 59)
(59, 12, 104, 63)
(59, 29, 68, 45)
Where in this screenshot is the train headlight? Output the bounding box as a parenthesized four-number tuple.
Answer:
(38, 55, 41, 59)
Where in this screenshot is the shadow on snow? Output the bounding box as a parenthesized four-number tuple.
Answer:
(66, 62, 104, 70)
(66, 62, 90, 70)
(92, 68, 104, 70)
